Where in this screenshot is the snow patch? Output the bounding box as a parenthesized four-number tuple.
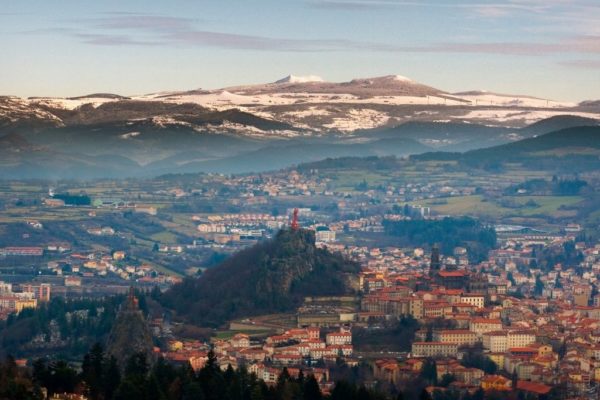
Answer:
(283, 107, 332, 118)
(151, 116, 192, 128)
(120, 131, 140, 139)
(323, 109, 390, 132)
(454, 109, 600, 125)
(31, 97, 118, 110)
(454, 93, 575, 108)
(275, 75, 324, 84)
(394, 75, 413, 82)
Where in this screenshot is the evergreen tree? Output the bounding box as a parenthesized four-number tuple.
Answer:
(330, 380, 356, 400)
(303, 375, 322, 400)
(47, 360, 79, 395)
(114, 379, 145, 400)
(420, 359, 438, 386)
(534, 274, 544, 297)
(554, 275, 562, 289)
(250, 384, 264, 400)
(81, 343, 104, 399)
(103, 356, 121, 400)
(182, 381, 205, 400)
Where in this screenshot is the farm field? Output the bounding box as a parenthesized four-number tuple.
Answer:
(410, 194, 584, 219)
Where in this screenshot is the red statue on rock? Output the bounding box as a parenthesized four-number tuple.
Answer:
(291, 208, 299, 231)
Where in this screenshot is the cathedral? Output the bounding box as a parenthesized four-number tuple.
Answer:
(429, 245, 470, 290)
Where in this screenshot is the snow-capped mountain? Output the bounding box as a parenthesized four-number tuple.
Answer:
(1, 74, 599, 179)
(1, 74, 599, 139)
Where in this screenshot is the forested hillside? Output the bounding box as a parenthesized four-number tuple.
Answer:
(161, 229, 360, 327)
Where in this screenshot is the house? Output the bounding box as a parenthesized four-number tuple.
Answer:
(374, 359, 401, 385)
(483, 330, 536, 353)
(433, 329, 478, 346)
(516, 380, 552, 396)
(1, 247, 44, 256)
(230, 333, 250, 348)
(325, 331, 352, 346)
(64, 276, 82, 287)
(460, 294, 485, 309)
(470, 318, 503, 336)
(411, 342, 458, 358)
(480, 375, 512, 391)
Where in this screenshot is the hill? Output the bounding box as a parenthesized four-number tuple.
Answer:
(174, 136, 429, 174)
(161, 228, 360, 327)
(365, 121, 515, 151)
(462, 125, 600, 159)
(412, 126, 600, 172)
(520, 115, 599, 136)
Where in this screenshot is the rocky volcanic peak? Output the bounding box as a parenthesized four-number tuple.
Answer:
(339, 75, 443, 97)
(222, 74, 445, 97)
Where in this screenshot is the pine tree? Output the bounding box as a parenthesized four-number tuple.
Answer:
(81, 344, 105, 399)
(102, 356, 121, 400)
(420, 359, 438, 386)
(330, 381, 356, 400)
(250, 384, 264, 400)
(303, 375, 322, 400)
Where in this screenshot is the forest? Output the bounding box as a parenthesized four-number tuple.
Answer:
(382, 217, 497, 262)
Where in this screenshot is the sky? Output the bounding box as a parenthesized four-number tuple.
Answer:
(1, 0, 599, 101)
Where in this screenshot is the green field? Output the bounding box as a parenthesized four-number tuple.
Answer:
(327, 170, 390, 191)
(150, 231, 179, 244)
(137, 258, 184, 278)
(410, 195, 583, 219)
(0, 206, 90, 223)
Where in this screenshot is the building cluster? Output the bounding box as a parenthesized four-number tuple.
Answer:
(361, 241, 600, 398)
(0, 281, 50, 318)
(162, 326, 354, 392)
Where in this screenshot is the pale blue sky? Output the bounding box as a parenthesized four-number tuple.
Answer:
(2, 0, 599, 101)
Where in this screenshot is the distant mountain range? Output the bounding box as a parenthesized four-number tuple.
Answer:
(1, 75, 599, 178)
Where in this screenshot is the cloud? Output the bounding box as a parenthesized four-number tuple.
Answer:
(56, 14, 366, 51)
(35, 12, 600, 58)
(308, 0, 600, 22)
(309, 0, 555, 12)
(307, 0, 423, 10)
(90, 15, 196, 32)
(165, 30, 357, 52)
(414, 36, 600, 56)
(73, 32, 160, 46)
(560, 59, 600, 69)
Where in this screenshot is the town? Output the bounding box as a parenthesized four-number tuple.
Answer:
(0, 154, 598, 400)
